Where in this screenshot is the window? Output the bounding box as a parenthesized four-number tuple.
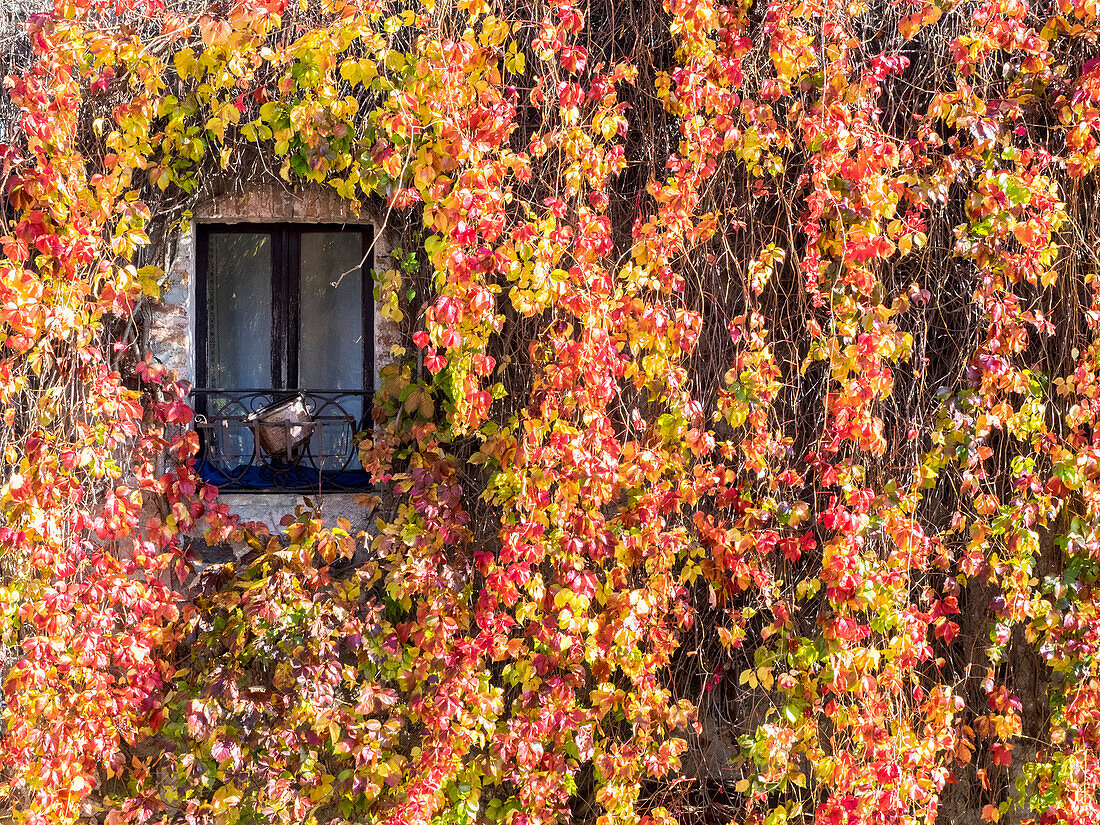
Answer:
(193, 224, 373, 491)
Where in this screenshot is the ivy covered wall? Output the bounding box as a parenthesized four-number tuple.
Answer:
(3, 2, 1100, 825)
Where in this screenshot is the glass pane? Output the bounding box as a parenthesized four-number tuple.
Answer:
(206, 232, 272, 389)
(299, 231, 364, 390)
(205, 232, 273, 470)
(299, 231, 364, 471)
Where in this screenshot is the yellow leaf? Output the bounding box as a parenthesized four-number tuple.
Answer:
(384, 51, 407, 72)
(757, 666, 774, 690)
(173, 48, 197, 79)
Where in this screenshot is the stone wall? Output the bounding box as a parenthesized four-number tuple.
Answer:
(146, 183, 401, 532)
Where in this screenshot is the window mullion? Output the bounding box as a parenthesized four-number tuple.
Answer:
(271, 228, 286, 389)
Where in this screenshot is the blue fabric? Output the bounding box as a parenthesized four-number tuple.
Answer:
(196, 458, 372, 493)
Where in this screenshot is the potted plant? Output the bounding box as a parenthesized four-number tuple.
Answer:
(247, 394, 314, 460)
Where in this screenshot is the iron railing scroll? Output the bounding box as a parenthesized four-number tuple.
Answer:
(191, 388, 372, 492)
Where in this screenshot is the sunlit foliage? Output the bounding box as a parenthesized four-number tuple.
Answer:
(3, 0, 1100, 824)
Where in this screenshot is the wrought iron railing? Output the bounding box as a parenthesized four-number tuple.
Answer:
(191, 388, 372, 492)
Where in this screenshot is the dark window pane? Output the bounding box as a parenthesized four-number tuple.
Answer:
(298, 231, 364, 391)
(299, 231, 364, 470)
(206, 232, 273, 389)
(205, 233, 273, 468)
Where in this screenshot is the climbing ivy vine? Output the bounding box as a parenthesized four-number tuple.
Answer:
(4, 0, 1100, 824)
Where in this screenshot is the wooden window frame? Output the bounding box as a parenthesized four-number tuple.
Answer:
(194, 222, 375, 393)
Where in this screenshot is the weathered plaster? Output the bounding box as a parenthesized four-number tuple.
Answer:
(147, 184, 401, 532)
